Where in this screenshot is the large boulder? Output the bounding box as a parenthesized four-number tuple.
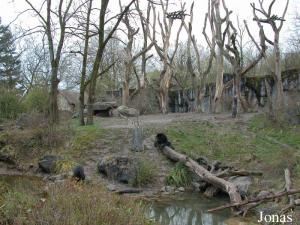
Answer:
(228, 176, 252, 196)
(38, 155, 78, 174)
(98, 156, 137, 184)
(38, 155, 62, 173)
(117, 106, 139, 117)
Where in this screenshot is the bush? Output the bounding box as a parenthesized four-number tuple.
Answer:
(132, 160, 157, 187)
(23, 88, 48, 113)
(0, 88, 23, 119)
(166, 162, 192, 187)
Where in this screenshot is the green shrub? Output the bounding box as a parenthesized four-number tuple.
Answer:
(23, 88, 48, 113)
(166, 162, 192, 187)
(132, 160, 157, 187)
(0, 88, 23, 119)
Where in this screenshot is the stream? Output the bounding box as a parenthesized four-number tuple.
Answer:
(146, 194, 256, 225)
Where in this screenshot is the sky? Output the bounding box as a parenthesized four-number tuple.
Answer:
(0, 0, 299, 51)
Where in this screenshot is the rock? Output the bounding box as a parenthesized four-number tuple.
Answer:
(178, 187, 185, 192)
(191, 181, 207, 192)
(160, 186, 176, 193)
(0, 145, 17, 165)
(191, 182, 201, 192)
(97, 156, 137, 184)
(107, 184, 117, 192)
(38, 155, 78, 174)
(117, 105, 139, 117)
(38, 155, 62, 173)
(203, 186, 220, 197)
(228, 176, 252, 196)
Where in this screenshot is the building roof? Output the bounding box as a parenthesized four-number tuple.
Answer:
(59, 90, 88, 105)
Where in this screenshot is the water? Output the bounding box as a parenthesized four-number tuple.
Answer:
(146, 193, 255, 225)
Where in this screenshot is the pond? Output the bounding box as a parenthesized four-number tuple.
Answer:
(146, 193, 257, 225)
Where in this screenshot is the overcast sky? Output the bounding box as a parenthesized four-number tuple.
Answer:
(0, 0, 299, 51)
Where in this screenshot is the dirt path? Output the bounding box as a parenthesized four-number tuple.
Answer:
(99, 112, 259, 129)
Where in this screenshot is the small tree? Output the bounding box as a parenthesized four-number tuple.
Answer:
(0, 18, 21, 89)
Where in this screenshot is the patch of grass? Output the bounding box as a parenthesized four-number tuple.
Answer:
(132, 160, 157, 187)
(166, 162, 192, 187)
(165, 115, 300, 189)
(0, 181, 156, 225)
(71, 120, 104, 154)
(249, 114, 300, 149)
(0, 190, 36, 225)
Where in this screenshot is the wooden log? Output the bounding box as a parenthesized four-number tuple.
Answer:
(207, 189, 300, 213)
(280, 168, 295, 214)
(160, 146, 242, 207)
(116, 188, 143, 195)
(216, 170, 263, 178)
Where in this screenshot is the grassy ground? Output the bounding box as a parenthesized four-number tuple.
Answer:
(164, 114, 300, 190)
(0, 178, 155, 225)
(1, 113, 300, 224)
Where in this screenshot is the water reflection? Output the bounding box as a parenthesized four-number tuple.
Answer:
(146, 194, 230, 225)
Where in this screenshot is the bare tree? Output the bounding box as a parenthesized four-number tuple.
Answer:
(24, 0, 83, 124)
(183, 2, 214, 111)
(135, 1, 153, 89)
(73, 0, 93, 126)
(120, 1, 153, 106)
(220, 1, 267, 118)
(203, 0, 230, 113)
(20, 38, 51, 93)
(146, 0, 184, 114)
(251, 0, 289, 120)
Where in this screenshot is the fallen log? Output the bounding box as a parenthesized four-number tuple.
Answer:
(216, 170, 263, 178)
(158, 145, 243, 210)
(207, 189, 300, 213)
(116, 188, 143, 195)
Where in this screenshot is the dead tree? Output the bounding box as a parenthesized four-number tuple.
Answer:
(251, 0, 289, 120)
(183, 3, 214, 112)
(221, 1, 267, 118)
(120, 1, 154, 106)
(24, 0, 81, 124)
(146, 0, 184, 114)
(135, 1, 153, 89)
(203, 0, 230, 113)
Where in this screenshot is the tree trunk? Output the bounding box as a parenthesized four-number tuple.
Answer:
(274, 35, 284, 120)
(79, 90, 85, 126)
(160, 146, 242, 208)
(49, 65, 59, 124)
(158, 66, 172, 114)
(122, 60, 131, 106)
(86, 69, 98, 125)
(232, 71, 242, 118)
(213, 51, 224, 113)
(265, 78, 275, 120)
